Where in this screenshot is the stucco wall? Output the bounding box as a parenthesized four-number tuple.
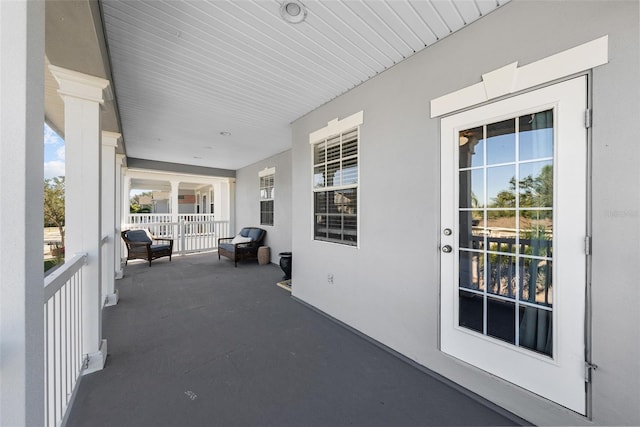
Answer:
(235, 150, 292, 263)
(290, 1, 639, 425)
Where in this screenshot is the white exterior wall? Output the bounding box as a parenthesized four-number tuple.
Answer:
(290, 1, 639, 425)
(235, 150, 292, 262)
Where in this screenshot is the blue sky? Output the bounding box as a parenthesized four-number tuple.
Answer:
(44, 123, 65, 179)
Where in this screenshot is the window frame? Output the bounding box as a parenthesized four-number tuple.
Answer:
(259, 167, 275, 226)
(309, 111, 363, 247)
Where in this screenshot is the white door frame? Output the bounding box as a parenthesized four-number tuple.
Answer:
(440, 76, 588, 414)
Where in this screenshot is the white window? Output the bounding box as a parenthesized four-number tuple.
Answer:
(259, 168, 275, 226)
(310, 111, 363, 246)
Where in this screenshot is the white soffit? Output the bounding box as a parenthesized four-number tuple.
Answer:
(430, 35, 609, 118)
(101, 0, 510, 170)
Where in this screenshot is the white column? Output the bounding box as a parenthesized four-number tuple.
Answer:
(123, 174, 131, 223)
(0, 1, 45, 425)
(115, 155, 125, 279)
(102, 132, 120, 306)
(170, 180, 180, 224)
(49, 65, 111, 374)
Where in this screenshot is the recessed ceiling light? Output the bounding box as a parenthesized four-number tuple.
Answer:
(280, 1, 307, 24)
(219, 131, 232, 136)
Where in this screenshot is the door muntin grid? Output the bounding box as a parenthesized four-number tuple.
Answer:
(458, 109, 554, 357)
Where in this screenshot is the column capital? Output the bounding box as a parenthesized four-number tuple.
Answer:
(102, 131, 121, 148)
(48, 64, 112, 104)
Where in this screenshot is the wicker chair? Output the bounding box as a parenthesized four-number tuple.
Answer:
(217, 227, 266, 267)
(121, 229, 174, 267)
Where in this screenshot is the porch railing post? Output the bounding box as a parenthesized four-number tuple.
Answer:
(180, 218, 186, 255)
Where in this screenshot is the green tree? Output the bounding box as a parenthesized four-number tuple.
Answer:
(44, 176, 65, 247)
(129, 191, 153, 213)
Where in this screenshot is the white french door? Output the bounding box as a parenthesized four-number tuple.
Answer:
(440, 77, 588, 414)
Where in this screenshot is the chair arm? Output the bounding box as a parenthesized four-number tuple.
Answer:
(218, 236, 234, 245)
(152, 238, 173, 244)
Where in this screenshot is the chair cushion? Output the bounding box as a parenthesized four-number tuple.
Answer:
(150, 244, 171, 253)
(232, 235, 252, 244)
(219, 242, 236, 253)
(239, 228, 251, 238)
(247, 228, 263, 242)
(126, 230, 152, 244)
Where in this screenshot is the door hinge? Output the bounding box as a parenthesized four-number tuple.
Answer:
(584, 108, 592, 128)
(585, 235, 592, 255)
(585, 361, 598, 383)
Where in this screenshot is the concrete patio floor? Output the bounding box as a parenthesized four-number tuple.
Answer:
(66, 252, 528, 427)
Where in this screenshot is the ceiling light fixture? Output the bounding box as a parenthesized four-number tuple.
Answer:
(219, 131, 232, 136)
(280, 1, 307, 24)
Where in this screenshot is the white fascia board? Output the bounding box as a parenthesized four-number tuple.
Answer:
(309, 110, 364, 144)
(430, 36, 608, 118)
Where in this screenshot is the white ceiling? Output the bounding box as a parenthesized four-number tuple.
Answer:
(101, 0, 510, 171)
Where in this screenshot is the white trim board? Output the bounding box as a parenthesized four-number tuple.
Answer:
(430, 36, 608, 118)
(309, 110, 364, 144)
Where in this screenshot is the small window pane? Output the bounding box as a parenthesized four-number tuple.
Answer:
(314, 166, 325, 188)
(314, 142, 326, 165)
(519, 161, 553, 208)
(487, 165, 516, 208)
(459, 169, 484, 208)
(460, 251, 484, 290)
(459, 211, 484, 249)
(459, 290, 483, 334)
(486, 119, 515, 165)
(519, 305, 552, 356)
(519, 110, 553, 161)
(459, 126, 484, 169)
(487, 254, 516, 298)
(487, 297, 516, 344)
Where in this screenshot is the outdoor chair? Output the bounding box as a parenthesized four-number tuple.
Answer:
(218, 227, 266, 267)
(121, 229, 174, 267)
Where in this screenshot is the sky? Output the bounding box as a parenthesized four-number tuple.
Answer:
(44, 123, 65, 179)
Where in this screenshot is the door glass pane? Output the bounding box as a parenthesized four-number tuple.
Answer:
(486, 119, 515, 165)
(457, 109, 555, 357)
(459, 211, 484, 249)
(459, 126, 484, 168)
(460, 251, 484, 290)
(459, 290, 483, 334)
(519, 161, 553, 208)
(487, 254, 516, 298)
(487, 165, 516, 208)
(487, 297, 516, 344)
(519, 305, 552, 356)
(459, 169, 484, 208)
(519, 110, 553, 161)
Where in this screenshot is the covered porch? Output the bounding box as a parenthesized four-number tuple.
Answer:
(67, 253, 524, 427)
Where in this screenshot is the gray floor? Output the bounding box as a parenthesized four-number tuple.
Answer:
(67, 253, 528, 427)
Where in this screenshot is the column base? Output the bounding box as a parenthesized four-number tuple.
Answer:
(104, 289, 119, 307)
(83, 339, 107, 375)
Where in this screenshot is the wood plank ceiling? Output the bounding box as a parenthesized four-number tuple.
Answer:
(101, 0, 510, 171)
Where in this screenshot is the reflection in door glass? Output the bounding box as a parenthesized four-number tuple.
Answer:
(458, 109, 554, 357)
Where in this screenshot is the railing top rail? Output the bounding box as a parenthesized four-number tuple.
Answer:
(44, 253, 88, 301)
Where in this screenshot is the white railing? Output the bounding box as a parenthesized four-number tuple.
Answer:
(123, 218, 231, 255)
(44, 253, 88, 427)
(126, 213, 172, 224)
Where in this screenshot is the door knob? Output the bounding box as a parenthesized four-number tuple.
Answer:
(442, 245, 452, 253)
